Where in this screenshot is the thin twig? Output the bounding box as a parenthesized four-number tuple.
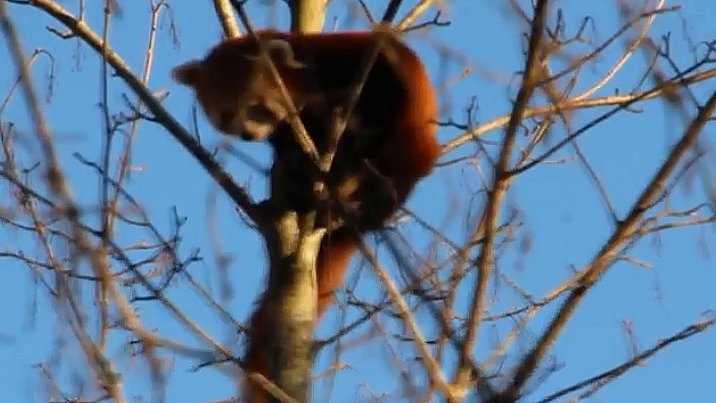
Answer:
(28, 0, 260, 221)
(535, 314, 716, 403)
(500, 83, 716, 402)
(454, 0, 551, 392)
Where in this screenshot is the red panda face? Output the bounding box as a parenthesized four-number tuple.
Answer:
(172, 38, 305, 141)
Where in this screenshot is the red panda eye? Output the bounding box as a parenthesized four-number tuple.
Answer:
(219, 110, 233, 130)
(246, 103, 275, 122)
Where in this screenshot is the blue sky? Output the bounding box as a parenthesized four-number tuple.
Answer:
(1, 1, 715, 402)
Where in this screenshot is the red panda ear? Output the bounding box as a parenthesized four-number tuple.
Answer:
(172, 60, 203, 87)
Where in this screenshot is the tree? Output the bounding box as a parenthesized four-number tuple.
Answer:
(1, 0, 715, 402)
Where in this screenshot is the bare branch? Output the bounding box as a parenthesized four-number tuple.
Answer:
(212, 0, 240, 38)
(500, 77, 716, 403)
(535, 313, 716, 403)
(454, 0, 551, 393)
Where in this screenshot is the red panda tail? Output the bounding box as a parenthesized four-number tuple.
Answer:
(316, 228, 359, 317)
(243, 228, 359, 402)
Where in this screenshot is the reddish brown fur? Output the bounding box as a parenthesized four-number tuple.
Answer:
(173, 30, 439, 402)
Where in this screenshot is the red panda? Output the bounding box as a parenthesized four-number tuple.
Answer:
(173, 29, 439, 402)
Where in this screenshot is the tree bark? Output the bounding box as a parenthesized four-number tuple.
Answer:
(260, 2, 326, 401)
(289, 0, 328, 33)
(261, 208, 323, 402)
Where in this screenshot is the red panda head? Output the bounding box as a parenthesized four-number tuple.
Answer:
(172, 35, 306, 141)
